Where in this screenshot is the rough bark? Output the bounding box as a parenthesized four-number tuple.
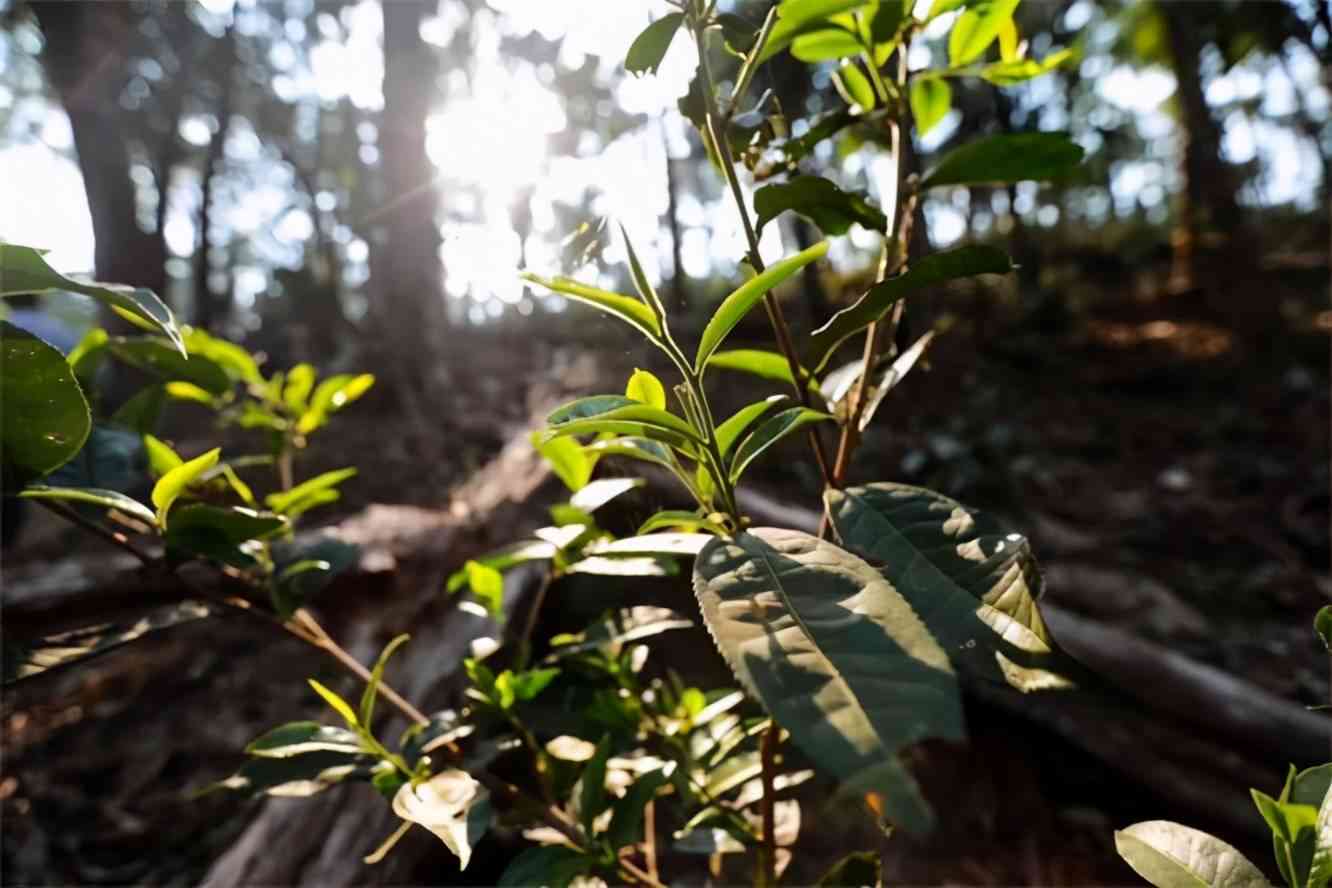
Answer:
(30, 2, 167, 298)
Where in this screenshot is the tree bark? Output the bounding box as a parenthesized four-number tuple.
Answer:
(195, 25, 238, 331)
(1159, 1, 1246, 291)
(30, 2, 167, 299)
(369, 0, 448, 421)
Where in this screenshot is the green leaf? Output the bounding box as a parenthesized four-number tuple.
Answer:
(464, 560, 506, 619)
(548, 395, 636, 425)
(1308, 780, 1332, 888)
(576, 736, 612, 834)
(510, 667, 560, 702)
(359, 634, 410, 727)
(19, 485, 157, 528)
(163, 380, 215, 406)
(265, 467, 357, 515)
(297, 373, 375, 435)
(626, 368, 667, 410)
(856, 330, 937, 432)
(583, 436, 679, 473)
(1114, 821, 1270, 888)
(143, 434, 184, 478)
(805, 245, 1012, 373)
(308, 678, 359, 729)
(164, 504, 287, 567)
(67, 327, 109, 387)
(206, 748, 367, 798)
(587, 532, 712, 557)
(791, 27, 866, 61)
(521, 273, 660, 340)
(534, 433, 594, 493)
(693, 528, 963, 835)
(246, 722, 364, 758)
(638, 510, 730, 536)
(761, 0, 875, 63)
(819, 851, 881, 886)
(707, 349, 807, 388)
(607, 768, 672, 849)
(446, 540, 558, 594)
(825, 483, 1076, 692)
(1315, 606, 1332, 652)
(696, 241, 828, 371)
(545, 402, 702, 447)
(947, 0, 1020, 66)
(835, 61, 877, 110)
(625, 12, 684, 76)
(0, 245, 184, 355)
(498, 846, 591, 888)
(1253, 789, 1317, 888)
(151, 447, 221, 527)
(4, 601, 213, 685)
(754, 176, 887, 237)
(910, 77, 952, 135)
(717, 396, 788, 458)
(570, 477, 644, 513)
(729, 407, 832, 482)
(283, 363, 317, 413)
(1, 322, 90, 483)
(920, 132, 1083, 189)
(108, 337, 231, 394)
(869, 0, 906, 41)
(978, 48, 1073, 86)
(620, 224, 671, 329)
(182, 327, 261, 384)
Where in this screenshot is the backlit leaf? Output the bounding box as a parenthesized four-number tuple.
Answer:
(151, 447, 221, 527)
(626, 368, 667, 410)
(717, 396, 788, 458)
(1, 322, 90, 483)
(1114, 821, 1270, 888)
(19, 485, 157, 528)
(920, 132, 1083, 188)
(754, 176, 887, 236)
(729, 407, 832, 482)
(625, 12, 684, 76)
(693, 528, 963, 835)
(910, 77, 952, 134)
(947, 0, 1020, 66)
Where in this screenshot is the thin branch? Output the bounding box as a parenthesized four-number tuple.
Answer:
(757, 722, 779, 888)
(33, 499, 155, 566)
(692, 14, 834, 487)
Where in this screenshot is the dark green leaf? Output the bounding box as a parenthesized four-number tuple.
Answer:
(819, 850, 881, 886)
(729, 407, 832, 482)
(20, 485, 156, 527)
(693, 528, 963, 835)
(638, 510, 729, 536)
(3, 600, 212, 684)
(717, 396, 788, 458)
(754, 176, 887, 236)
(111, 384, 168, 434)
(498, 846, 591, 888)
(910, 77, 952, 135)
(805, 246, 1011, 373)
(46, 424, 143, 493)
(548, 395, 637, 425)
(869, 0, 906, 42)
(1, 322, 90, 483)
(1315, 606, 1332, 652)
(583, 436, 679, 472)
(108, 337, 232, 394)
(778, 108, 860, 167)
(0, 245, 183, 354)
(920, 132, 1084, 188)
(947, 0, 1019, 66)
(576, 736, 612, 834)
(626, 12, 684, 76)
(245, 721, 364, 758)
(826, 483, 1076, 692)
(544, 403, 702, 447)
(607, 768, 672, 849)
(696, 241, 828, 371)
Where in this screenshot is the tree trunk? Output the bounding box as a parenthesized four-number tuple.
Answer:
(370, 0, 448, 421)
(30, 2, 167, 299)
(1159, 1, 1245, 292)
(195, 25, 238, 331)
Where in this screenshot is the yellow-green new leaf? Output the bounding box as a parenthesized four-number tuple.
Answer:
(626, 368, 667, 410)
(151, 447, 220, 527)
(693, 528, 963, 835)
(947, 0, 1020, 66)
(696, 241, 828, 371)
(308, 678, 359, 729)
(143, 434, 184, 478)
(521, 273, 660, 340)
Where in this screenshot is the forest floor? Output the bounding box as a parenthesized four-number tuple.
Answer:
(2, 259, 1328, 885)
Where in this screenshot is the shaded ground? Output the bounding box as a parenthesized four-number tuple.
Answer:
(2, 255, 1328, 885)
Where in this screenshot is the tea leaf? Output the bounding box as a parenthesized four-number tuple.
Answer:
(626, 12, 684, 76)
(1114, 821, 1269, 888)
(920, 132, 1083, 188)
(1, 322, 90, 482)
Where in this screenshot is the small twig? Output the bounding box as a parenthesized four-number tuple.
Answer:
(515, 570, 555, 671)
(644, 799, 659, 881)
(758, 723, 779, 888)
(692, 14, 835, 487)
(33, 499, 155, 566)
(621, 856, 670, 888)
